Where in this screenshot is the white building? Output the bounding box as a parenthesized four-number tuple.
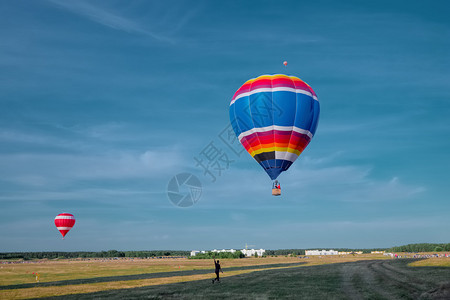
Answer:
(190, 249, 236, 257)
(190, 248, 265, 257)
(190, 250, 206, 256)
(241, 248, 265, 257)
(305, 249, 338, 255)
(211, 249, 236, 254)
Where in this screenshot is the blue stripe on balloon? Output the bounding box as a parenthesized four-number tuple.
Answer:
(249, 92, 273, 129)
(294, 93, 315, 132)
(229, 102, 240, 137)
(310, 100, 320, 135)
(233, 95, 253, 134)
(258, 159, 293, 180)
(230, 92, 317, 135)
(259, 160, 271, 172)
(273, 91, 296, 126)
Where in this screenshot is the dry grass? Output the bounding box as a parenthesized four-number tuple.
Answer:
(298, 254, 389, 266)
(409, 257, 450, 267)
(0, 254, 395, 299)
(0, 258, 205, 286)
(0, 263, 309, 299)
(0, 255, 389, 286)
(0, 271, 243, 299)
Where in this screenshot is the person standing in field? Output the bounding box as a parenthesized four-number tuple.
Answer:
(212, 258, 223, 283)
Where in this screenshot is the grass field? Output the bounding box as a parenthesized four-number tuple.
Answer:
(1, 255, 449, 299)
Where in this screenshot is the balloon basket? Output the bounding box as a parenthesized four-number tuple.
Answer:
(272, 188, 281, 196)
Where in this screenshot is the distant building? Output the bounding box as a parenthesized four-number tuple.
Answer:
(211, 249, 236, 254)
(190, 250, 206, 256)
(190, 248, 265, 257)
(337, 251, 365, 255)
(241, 249, 265, 257)
(190, 249, 236, 257)
(371, 251, 385, 254)
(305, 250, 338, 255)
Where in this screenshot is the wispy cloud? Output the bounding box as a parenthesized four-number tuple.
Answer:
(198, 151, 426, 207)
(48, 0, 174, 43)
(0, 188, 160, 202)
(47, 0, 202, 45)
(283, 164, 426, 203)
(0, 149, 187, 191)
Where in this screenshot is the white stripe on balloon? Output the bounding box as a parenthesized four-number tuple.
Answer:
(238, 125, 313, 141)
(55, 216, 75, 220)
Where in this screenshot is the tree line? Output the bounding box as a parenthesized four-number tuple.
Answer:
(0, 250, 190, 260)
(265, 248, 387, 256)
(2, 244, 448, 260)
(387, 243, 450, 252)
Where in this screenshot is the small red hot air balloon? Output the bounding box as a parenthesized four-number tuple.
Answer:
(283, 61, 287, 66)
(54, 213, 75, 239)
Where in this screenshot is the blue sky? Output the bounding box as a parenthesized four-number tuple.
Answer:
(1, 0, 449, 252)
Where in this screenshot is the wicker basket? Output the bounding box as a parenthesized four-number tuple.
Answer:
(272, 188, 281, 196)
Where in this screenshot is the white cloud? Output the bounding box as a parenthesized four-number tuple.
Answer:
(299, 152, 344, 166)
(47, 0, 202, 44)
(283, 164, 425, 203)
(48, 0, 172, 42)
(0, 128, 82, 150)
(0, 149, 186, 189)
(196, 150, 426, 207)
(230, 212, 247, 222)
(0, 188, 159, 202)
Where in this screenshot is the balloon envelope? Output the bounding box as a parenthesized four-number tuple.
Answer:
(283, 61, 287, 66)
(229, 74, 319, 180)
(54, 213, 75, 238)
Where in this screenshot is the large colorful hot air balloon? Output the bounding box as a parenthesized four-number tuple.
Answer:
(54, 213, 76, 239)
(229, 74, 319, 195)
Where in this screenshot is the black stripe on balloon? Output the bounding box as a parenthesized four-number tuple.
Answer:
(254, 152, 275, 163)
